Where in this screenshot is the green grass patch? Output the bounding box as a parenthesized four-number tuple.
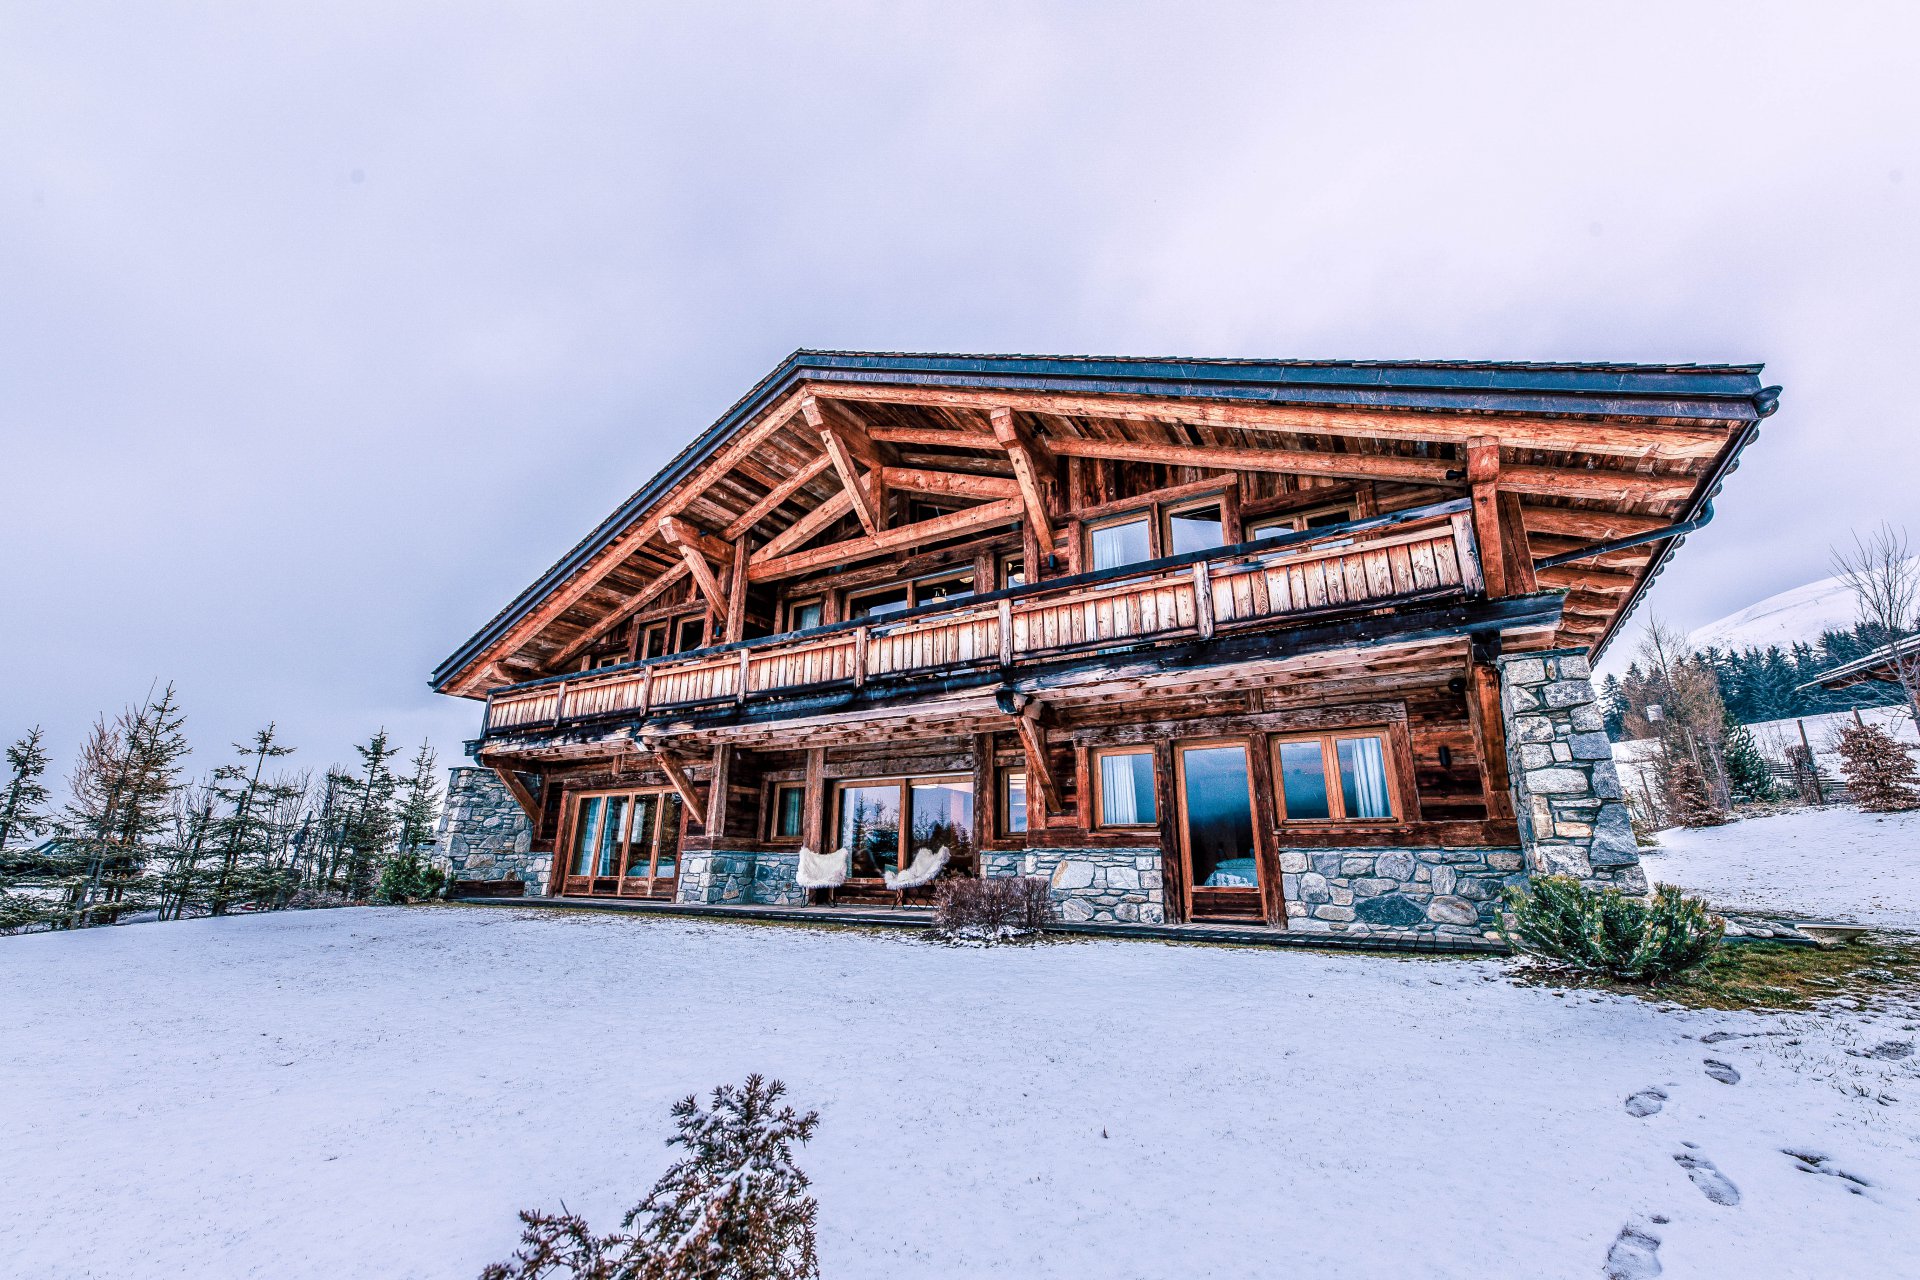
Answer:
(1531, 935, 1920, 1012)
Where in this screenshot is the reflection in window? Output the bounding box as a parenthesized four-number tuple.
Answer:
(916, 573, 974, 606)
(1090, 517, 1153, 571)
(570, 796, 605, 876)
(655, 793, 682, 878)
(1165, 503, 1224, 556)
(626, 795, 658, 876)
(838, 783, 901, 876)
(848, 585, 912, 621)
(1000, 556, 1026, 589)
(1003, 770, 1028, 834)
(1276, 740, 1332, 820)
(1337, 736, 1393, 819)
(1097, 750, 1157, 826)
(910, 780, 973, 857)
(1181, 744, 1257, 889)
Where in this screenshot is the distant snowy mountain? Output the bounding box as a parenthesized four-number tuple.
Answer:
(1687, 572, 1860, 655)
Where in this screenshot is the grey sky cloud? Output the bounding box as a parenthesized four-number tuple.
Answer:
(4, 1, 1916, 787)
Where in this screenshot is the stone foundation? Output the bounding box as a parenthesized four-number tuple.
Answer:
(1282, 846, 1523, 940)
(982, 848, 1165, 923)
(435, 766, 546, 894)
(1498, 650, 1648, 895)
(676, 852, 757, 905)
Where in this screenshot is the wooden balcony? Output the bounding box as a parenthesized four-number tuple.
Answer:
(481, 499, 1482, 739)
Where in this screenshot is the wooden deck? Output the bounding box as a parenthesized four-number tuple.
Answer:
(481, 500, 1479, 739)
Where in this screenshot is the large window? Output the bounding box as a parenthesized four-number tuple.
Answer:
(834, 776, 974, 878)
(1089, 515, 1153, 571)
(566, 789, 684, 886)
(1249, 503, 1356, 540)
(1094, 748, 1157, 828)
(1178, 743, 1258, 889)
(1273, 731, 1398, 823)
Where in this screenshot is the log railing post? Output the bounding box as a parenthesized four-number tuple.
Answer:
(853, 625, 868, 688)
(1192, 561, 1215, 640)
(997, 598, 1014, 665)
(737, 648, 752, 704)
(552, 683, 568, 727)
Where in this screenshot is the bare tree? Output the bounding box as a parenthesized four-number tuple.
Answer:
(1832, 523, 1920, 730)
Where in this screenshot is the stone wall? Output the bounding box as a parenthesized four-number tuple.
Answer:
(435, 766, 546, 894)
(1282, 846, 1523, 941)
(982, 848, 1165, 924)
(676, 851, 757, 905)
(1498, 650, 1648, 895)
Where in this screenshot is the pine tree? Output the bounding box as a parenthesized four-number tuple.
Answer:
(206, 725, 298, 915)
(0, 727, 53, 855)
(377, 741, 445, 903)
(1836, 724, 1920, 812)
(62, 684, 190, 926)
(337, 731, 400, 900)
(1720, 711, 1775, 804)
(1662, 751, 1727, 827)
(1599, 675, 1628, 741)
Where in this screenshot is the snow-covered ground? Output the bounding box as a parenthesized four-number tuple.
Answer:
(1641, 807, 1920, 930)
(6, 908, 1920, 1279)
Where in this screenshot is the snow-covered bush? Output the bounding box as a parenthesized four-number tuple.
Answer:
(930, 875, 1053, 943)
(482, 1075, 820, 1280)
(1835, 723, 1920, 812)
(1501, 876, 1722, 982)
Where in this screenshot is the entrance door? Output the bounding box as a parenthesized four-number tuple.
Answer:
(1177, 742, 1264, 922)
(618, 792, 683, 899)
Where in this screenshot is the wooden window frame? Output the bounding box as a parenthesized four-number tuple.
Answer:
(765, 781, 806, 843)
(1249, 501, 1357, 540)
(831, 773, 975, 877)
(845, 569, 977, 621)
(999, 767, 1029, 837)
(1161, 496, 1228, 557)
(674, 614, 707, 653)
(557, 786, 685, 894)
(783, 596, 825, 634)
(998, 552, 1026, 590)
(1270, 728, 1404, 825)
(1090, 746, 1157, 830)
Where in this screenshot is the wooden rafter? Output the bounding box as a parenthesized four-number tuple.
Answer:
(659, 516, 733, 624)
(807, 396, 885, 536)
(867, 424, 1001, 451)
(807, 381, 1729, 459)
(1520, 505, 1672, 539)
(747, 497, 1026, 582)
(721, 453, 833, 541)
(752, 489, 855, 563)
(990, 407, 1057, 557)
(549, 560, 691, 669)
(645, 743, 707, 816)
(874, 466, 1019, 500)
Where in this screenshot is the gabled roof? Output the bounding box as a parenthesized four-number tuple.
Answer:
(432, 349, 1777, 692)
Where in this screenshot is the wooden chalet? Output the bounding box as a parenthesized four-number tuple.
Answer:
(432, 352, 1779, 938)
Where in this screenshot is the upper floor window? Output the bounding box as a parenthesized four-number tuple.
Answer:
(638, 622, 670, 660)
(848, 571, 975, 621)
(676, 616, 706, 652)
(1249, 503, 1355, 540)
(1164, 500, 1225, 556)
(1000, 554, 1026, 589)
(787, 598, 824, 632)
(1089, 515, 1153, 571)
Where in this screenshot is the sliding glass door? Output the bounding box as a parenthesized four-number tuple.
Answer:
(562, 789, 682, 897)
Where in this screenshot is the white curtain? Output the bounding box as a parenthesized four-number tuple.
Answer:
(1091, 519, 1148, 571)
(1340, 737, 1391, 818)
(1101, 753, 1140, 825)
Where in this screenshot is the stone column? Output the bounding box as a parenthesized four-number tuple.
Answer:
(434, 766, 546, 894)
(1496, 651, 1647, 895)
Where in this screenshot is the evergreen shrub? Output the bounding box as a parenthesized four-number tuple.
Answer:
(1501, 875, 1722, 982)
(1835, 724, 1920, 812)
(374, 851, 446, 904)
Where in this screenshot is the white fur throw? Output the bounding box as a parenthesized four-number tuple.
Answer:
(796, 846, 851, 889)
(884, 845, 949, 891)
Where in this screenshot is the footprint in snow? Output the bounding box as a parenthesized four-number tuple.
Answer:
(1603, 1225, 1662, 1279)
(1624, 1088, 1667, 1118)
(1674, 1152, 1741, 1206)
(1785, 1150, 1873, 1195)
(1703, 1059, 1741, 1084)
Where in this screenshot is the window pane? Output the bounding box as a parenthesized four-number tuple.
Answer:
(909, 780, 973, 863)
(677, 618, 705, 650)
(625, 795, 658, 878)
(1338, 736, 1393, 819)
(1166, 503, 1224, 556)
(1005, 772, 1028, 833)
(595, 796, 627, 876)
(570, 797, 603, 875)
(791, 601, 823, 631)
(644, 626, 668, 659)
(1181, 746, 1257, 888)
(1249, 518, 1295, 540)
(1305, 509, 1349, 529)
(655, 793, 682, 878)
(1278, 741, 1331, 820)
(839, 784, 901, 877)
(917, 574, 973, 606)
(849, 585, 911, 621)
(1099, 752, 1156, 826)
(1090, 517, 1152, 571)
(774, 786, 804, 838)
(1001, 558, 1026, 589)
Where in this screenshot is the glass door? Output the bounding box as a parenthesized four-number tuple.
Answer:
(564, 790, 683, 898)
(1176, 742, 1265, 922)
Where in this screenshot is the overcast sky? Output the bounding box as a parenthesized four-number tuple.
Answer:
(4, 1, 1917, 791)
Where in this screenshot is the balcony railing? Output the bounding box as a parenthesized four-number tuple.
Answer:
(482, 498, 1480, 736)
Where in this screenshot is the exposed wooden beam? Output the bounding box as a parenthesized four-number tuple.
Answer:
(808, 382, 1729, 459)
(659, 515, 734, 625)
(874, 466, 1020, 500)
(805, 397, 883, 536)
(1012, 715, 1062, 817)
(723, 533, 750, 643)
(677, 545, 729, 621)
(867, 425, 1002, 451)
(1466, 437, 1506, 599)
(721, 453, 833, 541)
(991, 406, 1058, 559)
(549, 561, 691, 669)
(657, 515, 735, 566)
(1499, 465, 1695, 503)
(659, 389, 810, 519)
(751, 489, 854, 563)
(1520, 505, 1672, 540)
(646, 744, 707, 817)
(1535, 565, 1638, 596)
(1046, 434, 1455, 485)
(747, 497, 1026, 582)
(483, 762, 542, 826)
